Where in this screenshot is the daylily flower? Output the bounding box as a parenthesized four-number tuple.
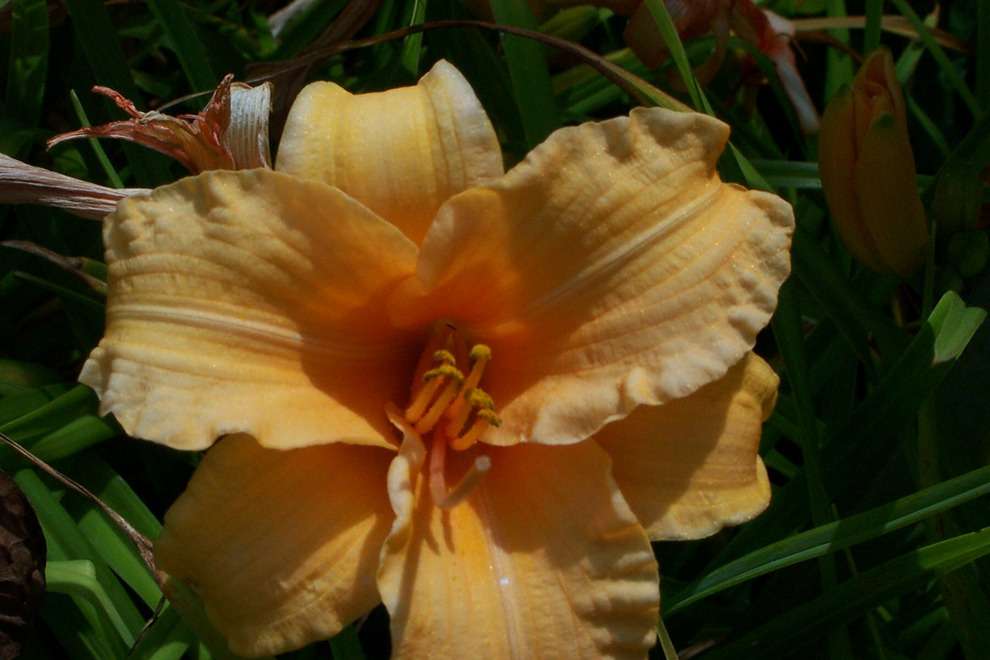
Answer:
(818, 49, 928, 277)
(77, 61, 793, 657)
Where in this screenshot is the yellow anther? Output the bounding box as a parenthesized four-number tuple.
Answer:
(460, 344, 492, 396)
(467, 389, 495, 410)
(433, 349, 456, 365)
(450, 410, 501, 451)
(422, 364, 464, 384)
(477, 409, 502, 428)
(469, 344, 492, 362)
(445, 387, 496, 437)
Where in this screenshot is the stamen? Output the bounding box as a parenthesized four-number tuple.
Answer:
(406, 365, 463, 422)
(463, 344, 492, 392)
(415, 377, 462, 433)
(405, 378, 442, 423)
(450, 409, 501, 451)
(443, 344, 492, 424)
(445, 388, 495, 437)
(429, 434, 492, 509)
(421, 364, 463, 382)
(433, 349, 456, 365)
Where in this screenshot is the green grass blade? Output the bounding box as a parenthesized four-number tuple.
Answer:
(932, 112, 990, 235)
(29, 415, 115, 463)
(980, 0, 990, 108)
(429, 0, 526, 152)
(703, 528, 990, 658)
(824, 0, 855, 99)
(749, 160, 821, 189)
(540, 5, 599, 42)
(271, 0, 348, 59)
(69, 90, 125, 189)
(129, 604, 194, 660)
(907, 94, 952, 159)
(70, 495, 163, 610)
(46, 560, 136, 651)
(399, 0, 428, 77)
(41, 593, 117, 659)
(61, 0, 171, 185)
(490, 0, 559, 148)
(67, 457, 162, 608)
(146, 0, 216, 93)
(790, 227, 902, 364)
(0, 359, 60, 388)
(864, 0, 883, 53)
(74, 456, 161, 538)
(0, 384, 99, 447)
(642, 0, 704, 111)
(928, 291, 987, 365)
(17, 470, 143, 654)
(889, 0, 981, 116)
(771, 282, 838, 580)
(667, 464, 990, 613)
(5, 0, 49, 126)
(712, 293, 982, 564)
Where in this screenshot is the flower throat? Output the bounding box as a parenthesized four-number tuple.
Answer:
(400, 322, 501, 509)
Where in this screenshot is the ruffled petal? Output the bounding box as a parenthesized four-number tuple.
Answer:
(378, 437, 660, 659)
(81, 168, 419, 450)
(155, 434, 393, 657)
(399, 107, 793, 446)
(277, 60, 503, 244)
(596, 353, 777, 540)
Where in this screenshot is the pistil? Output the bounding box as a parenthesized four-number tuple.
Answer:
(429, 432, 492, 509)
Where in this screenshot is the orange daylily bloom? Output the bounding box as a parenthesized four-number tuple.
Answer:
(80, 61, 793, 657)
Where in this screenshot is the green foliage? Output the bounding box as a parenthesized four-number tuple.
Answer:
(0, 1, 987, 658)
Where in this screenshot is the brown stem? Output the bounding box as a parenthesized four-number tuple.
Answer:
(157, 19, 687, 113)
(0, 431, 162, 588)
(2, 240, 107, 294)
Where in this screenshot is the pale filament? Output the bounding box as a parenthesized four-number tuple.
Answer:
(429, 431, 492, 510)
(450, 411, 498, 451)
(404, 376, 443, 421)
(414, 378, 461, 434)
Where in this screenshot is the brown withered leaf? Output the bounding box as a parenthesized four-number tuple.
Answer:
(0, 153, 146, 220)
(0, 471, 46, 660)
(49, 74, 275, 174)
(48, 76, 238, 174)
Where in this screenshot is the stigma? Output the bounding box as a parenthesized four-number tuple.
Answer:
(401, 322, 501, 509)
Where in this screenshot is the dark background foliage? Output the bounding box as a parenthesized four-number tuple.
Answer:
(1, 0, 988, 658)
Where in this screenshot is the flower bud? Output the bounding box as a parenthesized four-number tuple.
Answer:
(818, 49, 928, 277)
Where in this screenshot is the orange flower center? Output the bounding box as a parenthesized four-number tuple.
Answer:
(402, 321, 501, 508)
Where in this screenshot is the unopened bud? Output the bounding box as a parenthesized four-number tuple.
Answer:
(818, 49, 928, 277)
